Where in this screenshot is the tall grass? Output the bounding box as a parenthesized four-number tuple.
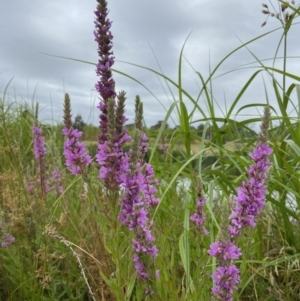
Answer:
(1, 1, 300, 300)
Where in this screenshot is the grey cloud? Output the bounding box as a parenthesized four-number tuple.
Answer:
(0, 0, 299, 128)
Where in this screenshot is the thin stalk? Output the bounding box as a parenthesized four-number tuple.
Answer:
(282, 32, 287, 103)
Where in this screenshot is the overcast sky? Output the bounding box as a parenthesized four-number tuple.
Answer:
(0, 0, 299, 128)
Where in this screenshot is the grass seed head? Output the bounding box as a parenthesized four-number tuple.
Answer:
(63, 93, 72, 129)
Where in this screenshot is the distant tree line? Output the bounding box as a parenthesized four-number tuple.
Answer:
(67, 116, 257, 142)
(148, 120, 256, 142)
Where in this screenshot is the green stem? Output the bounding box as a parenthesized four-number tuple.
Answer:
(283, 31, 287, 102)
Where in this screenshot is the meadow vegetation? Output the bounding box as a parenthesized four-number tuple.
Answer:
(1, 0, 300, 300)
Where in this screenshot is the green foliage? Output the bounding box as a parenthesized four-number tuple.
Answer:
(0, 98, 34, 172)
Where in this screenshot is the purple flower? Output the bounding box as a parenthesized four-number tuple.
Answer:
(211, 264, 240, 301)
(133, 254, 149, 280)
(62, 128, 92, 175)
(119, 138, 159, 279)
(47, 169, 64, 195)
(32, 124, 48, 199)
(208, 240, 241, 261)
(208, 143, 272, 300)
(95, 130, 130, 189)
(190, 182, 209, 236)
(28, 168, 63, 197)
(94, 1, 159, 281)
(229, 143, 273, 237)
(94, 0, 117, 143)
(139, 133, 148, 156)
(94, 2, 131, 191)
(142, 164, 160, 207)
(1, 235, 15, 248)
(190, 195, 209, 235)
(158, 143, 169, 155)
(32, 126, 47, 159)
(28, 184, 34, 191)
(209, 107, 273, 300)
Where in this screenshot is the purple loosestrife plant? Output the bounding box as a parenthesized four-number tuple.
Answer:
(229, 142, 273, 237)
(32, 104, 47, 201)
(94, 0, 159, 284)
(96, 92, 131, 190)
(31, 107, 64, 198)
(1, 235, 15, 248)
(94, 0, 116, 143)
(28, 169, 64, 197)
(158, 143, 169, 155)
(208, 106, 273, 301)
(94, 0, 116, 129)
(0, 222, 15, 248)
(94, 0, 131, 191)
(62, 93, 92, 175)
(229, 106, 273, 238)
(190, 180, 209, 236)
(208, 240, 241, 300)
(32, 125, 47, 160)
(211, 264, 241, 301)
(119, 98, 159, 281)
(46, 169, 64, 196)
(134, 99, 159, 208)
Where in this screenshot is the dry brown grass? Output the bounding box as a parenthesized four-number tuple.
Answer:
(1, 169, 116, 300)
(58, 184, 117, 301)
(0, 171, 37, 240)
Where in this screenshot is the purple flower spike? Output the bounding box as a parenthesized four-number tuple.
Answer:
(229, 143, 273, 237)
(94, 0, 117, 143)
(96, 93, 131, 189)
(62, 128, 92, 175)
(32, 121, 48, 198)
(118, 101, 160, 280)
(119, 159, 159, 279)
(62, 93, 92, 175)
(32, 126, 47, 159)
(94, 1, 159, 282)
(190, 195, 209, 235)
(142, 164, 160, 207)
(94, 3, 131, 191)
(190, 181, 209, 235)
(211, 264, 240, 301)
(208, 107, 273, 301)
